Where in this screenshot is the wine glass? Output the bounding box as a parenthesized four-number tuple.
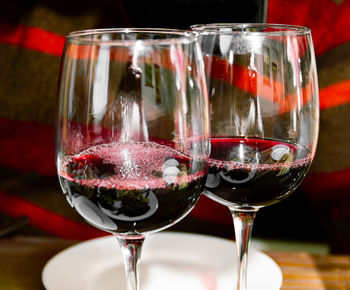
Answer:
(55, 28, 209, 290)
(191, 23, 319, 289)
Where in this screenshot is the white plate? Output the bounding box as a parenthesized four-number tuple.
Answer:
(42, 232, 283, 290)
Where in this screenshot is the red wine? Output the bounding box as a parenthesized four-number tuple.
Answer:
(58, 142, 206, 235)
(205, 137, 312, 208)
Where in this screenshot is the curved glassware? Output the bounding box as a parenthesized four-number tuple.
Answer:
(192, 23, 319, 290)
(56, 28, 210, 290)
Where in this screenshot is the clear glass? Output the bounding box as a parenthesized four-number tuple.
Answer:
(192, 23, 319, 290)
(56, 28, 210, 290)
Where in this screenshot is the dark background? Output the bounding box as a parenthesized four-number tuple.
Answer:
(1, 0, 350, 254)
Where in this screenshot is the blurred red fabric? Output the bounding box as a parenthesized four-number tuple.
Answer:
(0, 0, 349, 252)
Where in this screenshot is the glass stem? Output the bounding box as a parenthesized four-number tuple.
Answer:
(230, 208, 258, 290)
(117, 236, 145, 290)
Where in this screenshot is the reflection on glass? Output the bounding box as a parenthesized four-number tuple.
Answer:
(56, 28, 210, 290)
(192, 23, 319, 290)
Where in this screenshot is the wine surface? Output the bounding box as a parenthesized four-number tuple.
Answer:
(205, 137, 312, 208)
(59, 142, 206, 235)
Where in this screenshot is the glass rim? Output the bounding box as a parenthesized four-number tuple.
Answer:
(190, 23, 311, 36)
(66, 28, 197, 45)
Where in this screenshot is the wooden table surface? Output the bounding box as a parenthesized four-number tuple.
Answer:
(1, 235, 350, 289)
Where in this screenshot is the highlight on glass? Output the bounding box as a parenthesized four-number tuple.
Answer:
(191, 23, 319, 290)
(55, 28, 210, 290)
